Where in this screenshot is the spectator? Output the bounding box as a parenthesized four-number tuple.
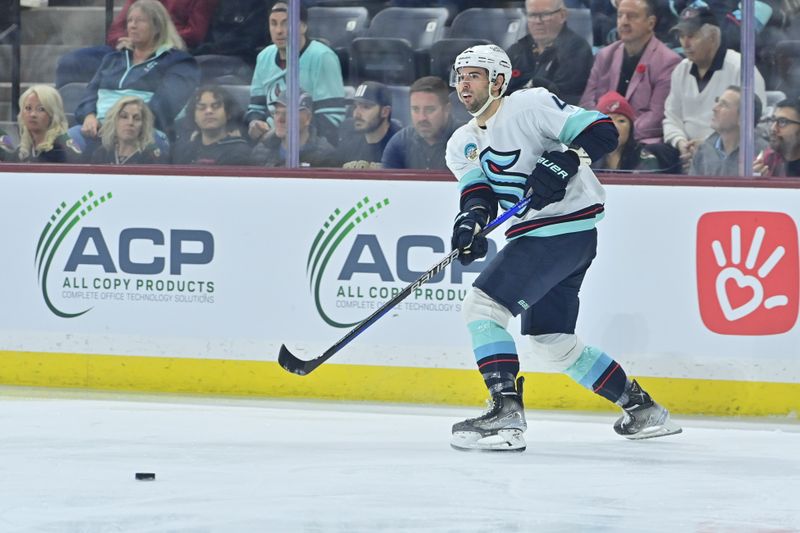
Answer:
(754, 97, 800, 177)
(252, 90, 339, 167)
(73, 0, 200, 153)
(382, 76, 456, 170)
(90, 96, 166, 165)
(55, 0, 218, 88)
(506, 0, 594, 104)
(691, 85, 765, 176)
(668, 0, 775, 52)
(580, 0, 681, 143)
(245, 1, 346, 147)
(12, 85, 82, 164)
(662, 4, 766, 172)
(191, 0, 268, 66)
(0, 127, 14, 161)
(591, 91, 670, 172)
(339, 82, 402, 169)
(173, 86, 254, 165)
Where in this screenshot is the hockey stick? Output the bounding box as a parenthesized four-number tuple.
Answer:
(278, 196, 531, 376)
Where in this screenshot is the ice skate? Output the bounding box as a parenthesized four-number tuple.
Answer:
(614, 380, 682, 440)
(451, 376, 527, 452)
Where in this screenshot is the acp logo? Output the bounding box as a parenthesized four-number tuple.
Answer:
(36, 190, 215, 318)
(307, 196, 391, 327)
(36, 190, 113, 317)
(696, 211, 799, 335)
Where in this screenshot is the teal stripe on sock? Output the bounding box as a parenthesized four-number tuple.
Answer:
(564, 346, 613, 390)
(467, 320, 516, 360)
(473, 341, 518, 360)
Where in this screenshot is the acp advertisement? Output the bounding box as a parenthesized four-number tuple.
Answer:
(0, 171, 798, 384)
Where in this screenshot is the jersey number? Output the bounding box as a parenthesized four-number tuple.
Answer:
(551, 95, 567, 110)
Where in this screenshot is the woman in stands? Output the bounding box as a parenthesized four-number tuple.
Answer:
(591, 91, 677, 174)
(90, 96, 165, 165)
(12, 85, 82, 164)
(72, 0, 199, 154)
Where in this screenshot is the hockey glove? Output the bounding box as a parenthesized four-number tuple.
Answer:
(524, 149, 580, 212)
(451, 207, 490, 266)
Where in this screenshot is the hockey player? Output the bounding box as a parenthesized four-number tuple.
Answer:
(446, 44, 682, 452)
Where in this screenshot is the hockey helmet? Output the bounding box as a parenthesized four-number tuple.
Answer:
(452, 44, 513, 97)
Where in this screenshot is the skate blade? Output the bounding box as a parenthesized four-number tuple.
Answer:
(450, 429, 526, 452)
(624, 419, 683, 440)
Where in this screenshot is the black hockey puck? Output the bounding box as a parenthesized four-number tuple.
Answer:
(135, 472, 156, 481)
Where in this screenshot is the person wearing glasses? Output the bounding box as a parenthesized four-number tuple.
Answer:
(506, 0, 593, 104)
(754, 98, 800, 177)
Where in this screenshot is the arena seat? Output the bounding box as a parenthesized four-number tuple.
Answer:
(567, 8, 593, 47)
(349, 7, 448, 85)
(307, 6, 369, 84)
(58, 81, 88, 125)
(447, 8, 526, 50)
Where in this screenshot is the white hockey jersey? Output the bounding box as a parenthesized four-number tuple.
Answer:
(446, 88, 608, 240)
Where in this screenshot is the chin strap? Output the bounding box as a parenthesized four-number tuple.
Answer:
(468, 92, 502, 118)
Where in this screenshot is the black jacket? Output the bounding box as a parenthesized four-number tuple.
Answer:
(507, 26, 594, 104)
(172, 134, 254, 166)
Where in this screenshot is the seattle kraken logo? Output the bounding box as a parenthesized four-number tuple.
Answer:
(480, 147, 527, 209)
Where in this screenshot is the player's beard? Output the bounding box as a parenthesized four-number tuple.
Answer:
(463, 91, 490, 115)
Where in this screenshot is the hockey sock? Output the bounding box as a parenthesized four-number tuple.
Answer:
(468, 319, 519, 394)
(563, 345, 627, 404)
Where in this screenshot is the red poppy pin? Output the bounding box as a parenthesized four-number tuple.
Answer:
(636, 64, 646, 74)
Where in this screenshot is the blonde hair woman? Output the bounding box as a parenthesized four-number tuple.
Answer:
(14, 85, 81, 163)
(91, 96, 164, 164)
(73, 0, 199, 151)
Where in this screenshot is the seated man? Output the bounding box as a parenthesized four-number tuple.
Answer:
(173, 86, 254, 165)
(662, 5, 766, 172)
(252, 90, 339, 167)
(338, 81, 401, 169)
(245, 1, 346, 147)
(754, 97, 800, 177)
(381, 76, 456, 170)
(506, 0, 594, 104)
(690, 85, 765, 176)
(580, 0, 681, 143)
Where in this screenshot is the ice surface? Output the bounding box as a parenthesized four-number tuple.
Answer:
(0, 387, 798, 533)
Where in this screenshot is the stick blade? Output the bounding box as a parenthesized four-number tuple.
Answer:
(278, 344, 310, 376)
